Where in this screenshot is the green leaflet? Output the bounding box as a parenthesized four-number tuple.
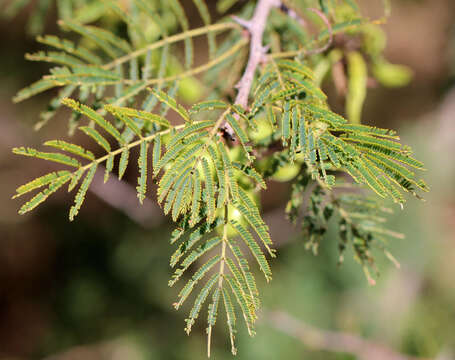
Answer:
(63, 98, 124, 145)
(337, 123, 398, 139)
(18, 173, 72, 215)
(189, 100, 227, 115)
(208, 144, 226, 209)
(79, 126, 111, 153)
(13, 78, 58, 103)
(290, 106, 299, 156)
(365, 157, 427, 194)
(366, 152, 416, 181)
(225, 274, 255, 334)
(353, 159, 387, 198)
(233, 200, 274, 256)
(251, 81, 280, 115)
(156, 140, 200, 174)
(217, 0, 239, 13)
(207, 287, 220, 356)
(276, 59, 314, 79)
(13, 146, 80, 167)
(167, 121, 213, 149)
(222, 287, 237, 355)
(46, 65, 122, 86)
(324, 142, 341, 168)
(36, 34, 102, 65)
(175, 255, 221, 310)
(268, 87, 305, 103)
(190, 172, 202, 226)
(68, 167, 85, 192)
(26, 50, 85, 67)
(318, 138, 329, 160)
(149, 89, 190, 122)
(69, 162, 97, 221)
(168, 0, 193, 70)
(185, 273, 218, 334)
(104, 154, 114, 183)
(282, 101, 291, 142)
(152, 135, 161, 175)
(162, 167, 192, 214)
(170, 236, 222, 286)
(14, 170, 71, 199)
(351, 142, 424, 169)
(44, 140, 95, 160)
(342, 133, 403, 152)
(106, 108, 141, 138)
(254, 69, 275, 95)
(228, 241, 260, 309)
(376, 175, 406, 204)
(225, 258, 253, 314)
(307, 104, 347, 126)
(202, 157, 216, 223)
(232, 162, 266, 189)
(266, 105, 277, 129)
(36, 84, 76, 130)
(225, 113, 251, 155)
(117, 147, 129, 180)
(298, 108, 306, 152)
(60, 20, 125, 58)
(230, 219, 272, 281)
(158, 164, 187, 204)
(191, 0, 216, 60)
(182, 175, 194, 213)
(307, 129, 317, 164)
(288, 77, 327, 101)
(136, 141, 148, 204)
(171, 175, 191, 220)
(171, 217, 224, 266)
(217, 141, 238, 199)
(105, 104, 170, 128)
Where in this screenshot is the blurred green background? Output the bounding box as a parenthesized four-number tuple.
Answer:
(0, 0, 454, 359)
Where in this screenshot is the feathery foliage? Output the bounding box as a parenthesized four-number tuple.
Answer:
(11, 0, 427, 356)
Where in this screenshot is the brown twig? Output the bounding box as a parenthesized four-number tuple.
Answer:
(303, 7, 334, 57)
(233, 0, 281, 109)
(279, 1, 307, 28)
(219, 0, 281, 139)
(266, 310, 432, 360)
(91, 166, 165, 228)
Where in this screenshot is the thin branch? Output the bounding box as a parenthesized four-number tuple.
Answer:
(304, 8, 333, 56)
(114, 38, 248, 106)
(102, 22, 241, 70)
(233, 0, 282, 109)
(266, 310, 432, 360)
(218, 0, 281, 139)
(279, 1, 307, 28)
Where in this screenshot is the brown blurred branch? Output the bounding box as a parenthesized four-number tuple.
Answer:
(266, 310, 432, 360)
(91, 166, 165, 229)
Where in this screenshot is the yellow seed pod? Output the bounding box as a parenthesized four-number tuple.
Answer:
(346, 51, 368, 125)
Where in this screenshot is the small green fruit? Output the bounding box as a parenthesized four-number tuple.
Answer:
(372, 60, 413, 88)
(271, 163, 300, 182)
(216, 204, 247, 237)
(361, 24, 387, 57)
(248, 117, 273, 143)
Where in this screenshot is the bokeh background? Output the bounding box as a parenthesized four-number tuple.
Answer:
(0, 0, 454, 359)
